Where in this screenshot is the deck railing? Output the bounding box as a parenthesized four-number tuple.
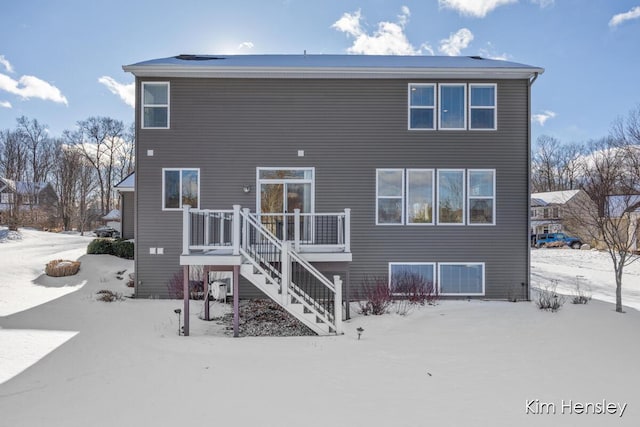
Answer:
(182, 205, 350, 256)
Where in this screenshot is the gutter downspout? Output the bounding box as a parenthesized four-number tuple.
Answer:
(526, 72, 539, 301)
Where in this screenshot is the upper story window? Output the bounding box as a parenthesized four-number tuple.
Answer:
(142, 82, 169, 129)
(163, 168, 199, 210)
(408, 83, 497, 131)
(439, 84, 466, 130)
(408, 84, 435, 130)
(469, 84, 496, 130)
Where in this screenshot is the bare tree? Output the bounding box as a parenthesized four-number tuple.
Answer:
(531, 135, 584, 192)
(0, 129, 28, 225)
(68, 117, 125, 215)
(53, 141, 81, 231)
(567, 121, 640, 313)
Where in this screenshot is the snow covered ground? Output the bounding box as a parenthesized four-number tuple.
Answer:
(1, 229, 639, 426)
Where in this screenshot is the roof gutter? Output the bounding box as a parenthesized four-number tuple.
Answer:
(122, 65, 545, 80)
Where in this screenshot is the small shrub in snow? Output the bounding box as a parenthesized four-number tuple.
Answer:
(112, 240, 134, 259)
(87, 239, 114, 255)
(571, 276, 592, 304)
(535, 281, 566, 312)
(390, 271, 438, 306)
(96, 289, 123, 302)
(357, 276, 392, 316)
(45, 259, 81, 277)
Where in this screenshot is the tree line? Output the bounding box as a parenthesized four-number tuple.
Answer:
(0, 116, 134, 232)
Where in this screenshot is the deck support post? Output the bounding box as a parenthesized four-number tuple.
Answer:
(182, 205, 191, 256)
(183, 265, 189, 336)
(333, 275, 343, 334)
(233, 265, 240, 337)
(203, 266, 210, 321)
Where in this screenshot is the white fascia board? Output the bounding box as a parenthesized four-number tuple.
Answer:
(123, 65, 544, 80)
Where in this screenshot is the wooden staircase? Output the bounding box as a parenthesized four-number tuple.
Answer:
(238, 210, 342, 336)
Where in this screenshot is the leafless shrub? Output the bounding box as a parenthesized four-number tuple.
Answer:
(96, 289, 123, 302)
(535, 281, 566, 312)
(572, 276, 592, 304)
(357, 276, 392, 316)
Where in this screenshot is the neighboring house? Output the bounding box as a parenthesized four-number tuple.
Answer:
(102, 209, 121, 232)
(0, 177, 59, 226)
(530, 190, 595, 240)
(123, 54, 543, 335)
(114, 172, 134, 240)
(606, 195, 640, 253)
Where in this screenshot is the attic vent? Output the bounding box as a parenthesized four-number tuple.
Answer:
(175, 54, 226, 61)
(469, 56, 484, 60)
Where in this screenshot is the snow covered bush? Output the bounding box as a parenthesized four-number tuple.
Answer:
(87, 239, 115, 255)
(357, 276, 392, 315)
(45, 259, 81, 277)
(112, 240, 134, 259)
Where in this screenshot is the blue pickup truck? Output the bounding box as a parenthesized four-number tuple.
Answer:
(532, 232, 582, 249)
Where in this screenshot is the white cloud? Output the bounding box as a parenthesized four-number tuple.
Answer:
(98, 76, 135, 108)
(332, 7, 430, 55)
(0, 55, 14, 73)
(0, 100, 11, 108)
(531, 0, 554, 8)
(532, 110, 556, 126)
(609, 6, 640, 28)
(0, 73, 68, 105)
(238, 41, 254, 50)
(438, 28, 474, 56)
(478, 42, 511, 60)
(438, 0, 516, 18)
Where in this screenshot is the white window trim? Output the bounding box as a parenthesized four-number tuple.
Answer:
(438, 262, 485, 296)
(376, 168, 405, 226)
(438, 83, 467, 131)
(256, 167, 315, 214)
(469, 83, 497, 131)
(467, 169, 496, 226)
(142, 82, 170, 129)
(436, 169, 466, 226)
(407, 83, 436, 131)
(162, 168, 200, 211)
(406, 168, 435, 226)
(388, 262, 436, 294)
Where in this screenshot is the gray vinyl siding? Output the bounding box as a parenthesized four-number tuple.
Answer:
(121, 192, 134, 240)
(134, 77, 530, 300)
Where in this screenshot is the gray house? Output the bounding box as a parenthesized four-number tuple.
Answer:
(123, 54, 543, 335)
(114, 172, 135, 240)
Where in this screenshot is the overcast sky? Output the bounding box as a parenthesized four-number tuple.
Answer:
(1, 0, 639, 144)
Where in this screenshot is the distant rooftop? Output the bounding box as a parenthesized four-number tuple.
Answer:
(123, 54, 543, 79)
(531, 190, 581, 205)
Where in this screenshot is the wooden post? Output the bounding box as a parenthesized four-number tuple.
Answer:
(233, 265, 240, 337)
(183, 265, 189, 336)
(182, 205, 191, 256)
(242, 208, 251, 252)
(333, 275, 343, 334)
(293, 209, 301, 252)
(232, 205, 241, 255)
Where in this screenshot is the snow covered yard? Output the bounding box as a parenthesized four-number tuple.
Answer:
(1, 229, 639, 426)
(531, 247, 640, 311)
